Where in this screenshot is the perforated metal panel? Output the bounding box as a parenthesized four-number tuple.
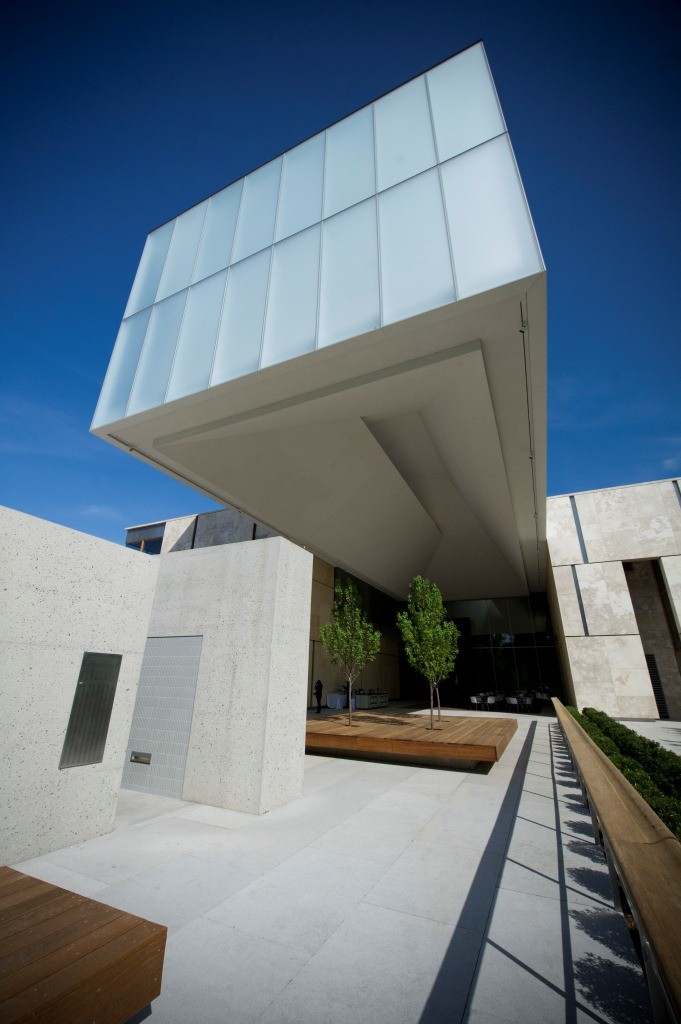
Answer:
(59, 653, 122, 769)
(122, 636, 203, 798)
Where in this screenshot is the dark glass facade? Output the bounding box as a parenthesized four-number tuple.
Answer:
(335, 567, 563, 706)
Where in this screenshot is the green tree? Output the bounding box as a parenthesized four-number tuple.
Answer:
(397, 576, 460, 730)
(319, 579, 381, 726)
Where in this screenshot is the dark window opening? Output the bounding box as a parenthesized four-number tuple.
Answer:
(125, 523, 165, 555)
(59, 653, 122, 769)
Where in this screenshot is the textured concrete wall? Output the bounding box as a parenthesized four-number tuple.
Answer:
(161, 515, 196, 553)
(194, 508, 254, 547)
(547, 479, 680, 719)
(147, 537, 312, 814)
(0, 507, 158, 863)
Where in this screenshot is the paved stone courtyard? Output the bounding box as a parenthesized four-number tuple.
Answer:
(15, 712, 652, 1024)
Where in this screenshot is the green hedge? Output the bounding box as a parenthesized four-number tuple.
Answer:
(581, 708, 681, 802)
(564, 706, 681, 841)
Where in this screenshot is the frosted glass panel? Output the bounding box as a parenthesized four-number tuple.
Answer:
(156, 203, 207, 301)
(166, 271, 227, 402)
(275, 134, 324, 241)
(319, 199, 380, 347)
(124, 223, 174, 317)
(427, 45, 505, 161)
(441, 135, 543, 299)
(323, 107, 375, 218)
(211, 250, 270, 384)
(379, 169, 455, 324)
(126, 290, 187, 415)
(92, 308, 152, 427)
(374, 77, 436, 192)
(192, 182, 242, 284)
(261, 225, 320, 368)
(231, 158, 282, 262)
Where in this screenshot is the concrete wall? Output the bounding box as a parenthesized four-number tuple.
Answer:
(0, 507, 158, 863)
(160, 508, 278, 553)
(145, 536, 312, 814)
(547, 479, 681, 719)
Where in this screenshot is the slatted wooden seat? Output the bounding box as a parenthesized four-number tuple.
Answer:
(306, 711, 517, 764)
(553, 699, 681, 1023)
(0, 866, 166, 1024)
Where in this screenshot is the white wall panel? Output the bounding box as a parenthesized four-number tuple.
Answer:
(378, 169, 455, 324)
(211, 250, 270, 384)
(156, 203, 207, 301)
(261, 225, 320, 368)
(126, 290, 187, 415)
(374, 77, 436, 191)
(427, 43, 505, 161)
(275, 134, 325, 242)
(323, 106, 375, 218)
(124, 221, 174, 317)
(92, 308, 152, 427)
(318, 199, 380, 347)
(192, 182, 242, 283)
(231, 158, 282, 263)
(166, 271, 227, 402)
(441, 135, 543, 299)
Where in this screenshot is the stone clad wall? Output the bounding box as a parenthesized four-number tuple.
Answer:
(147, 537, 312, 814)
(547, 479, 681, 719)
(0, 507, 158, 863)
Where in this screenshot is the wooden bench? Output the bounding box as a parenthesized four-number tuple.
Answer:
(0, 866, 167, 1024)
(552, 699, 681, 1024)
(306, 711, 517, 765)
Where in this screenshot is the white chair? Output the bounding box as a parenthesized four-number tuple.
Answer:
(486, 696, 497, 711)
(506, 696, 519, 711)
(470, 696, 483, 711)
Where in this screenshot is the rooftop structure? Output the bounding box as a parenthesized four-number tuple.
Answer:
(92, 42, 546, 600)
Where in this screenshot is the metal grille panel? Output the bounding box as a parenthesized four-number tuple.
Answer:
(122, 635, 203, 798)
(59, 653, 122, 769)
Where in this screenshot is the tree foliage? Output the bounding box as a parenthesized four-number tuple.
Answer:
(397, 576, 460, 729)
(319, 579, 381, 725)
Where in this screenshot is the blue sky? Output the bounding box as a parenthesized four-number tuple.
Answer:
(2, 0, 679, 545)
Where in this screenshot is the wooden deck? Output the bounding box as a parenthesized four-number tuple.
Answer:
(306, 712, 517, 765)
(0, 866, 167, 1024)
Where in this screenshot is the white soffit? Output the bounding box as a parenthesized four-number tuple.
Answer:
(95, 274, 547, 599)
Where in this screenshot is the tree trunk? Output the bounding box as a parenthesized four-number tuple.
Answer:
(429, 685, 434, 729)
(436, 685, 441, 722)
(348, 677, 353, 727)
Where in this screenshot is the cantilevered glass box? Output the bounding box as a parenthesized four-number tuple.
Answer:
(93, 42, 547, 600)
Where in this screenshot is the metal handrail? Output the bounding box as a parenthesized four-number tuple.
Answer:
(552, 698, 681, 1024)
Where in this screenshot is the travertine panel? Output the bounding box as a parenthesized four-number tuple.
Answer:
(565, 634, 656, 718)
(565, 637, 617, 713)
(578, 481, 681, 562)
(148, 537, 312, 814)
(576, 562, 638, 636)
(312, 556, 334, 588)
(571, 491, 606, 564)
(551, 565, 585, 637)
(0, 507, 157, 863)
(604, 635, 658, 718)
(660, 555, 681, 636)
(161, 515, 196, 552)
(546, 496, 583, 566)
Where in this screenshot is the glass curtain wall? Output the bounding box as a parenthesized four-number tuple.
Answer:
(93, 42, 544, 429)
